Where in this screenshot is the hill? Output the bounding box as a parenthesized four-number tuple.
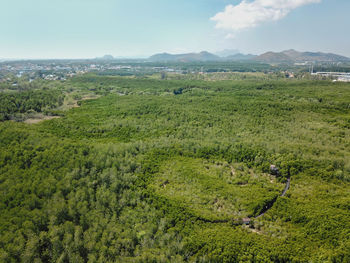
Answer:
(148, 51, 220, 62)
(215, 49, 240, 57)
(148, 51, 256, 62)
(225, 53, 257, 61)
(254, 51, 293, 63)
(254, 49, 350, 63)
(96, 54, 115, 60)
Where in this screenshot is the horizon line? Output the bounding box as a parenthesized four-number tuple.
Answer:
(1, 48, 350, 62)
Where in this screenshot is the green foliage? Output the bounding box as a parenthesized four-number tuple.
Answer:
(1, 74, 350, 262)
(0, 89, 64, 121)
(148, 156, 283, 221)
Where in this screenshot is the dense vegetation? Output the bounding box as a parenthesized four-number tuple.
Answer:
(1, 73, 350, 262)
(0, 90, 64, 121)
(0, 80, 65, 121)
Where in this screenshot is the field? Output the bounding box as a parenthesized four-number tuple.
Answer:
(1, 74, 350, 262)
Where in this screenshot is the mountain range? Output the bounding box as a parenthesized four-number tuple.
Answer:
(215, 49, 240, 57)
(254, 49, 350, 63)
(95, 50, 350, 64)
(148, 51, 220, 62)
(148, 51, 256, 62)
(96, 54, 115, 60)
(147, 49, 350, 63)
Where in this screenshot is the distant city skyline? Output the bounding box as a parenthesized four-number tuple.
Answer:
(0, 0, 349, 59)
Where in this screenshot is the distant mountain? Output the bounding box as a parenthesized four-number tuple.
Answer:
(215, 49, 240, 57)
(225, 53, 257, 61)
(254, 49, 350, 63)
(148, 51, 220, 62)
(294, 51, 350, 62)
(96, 54, 114, 60)
(148, 49, 349, 64)
(254, 51, 294, 63)
(149, 53, 177, 62)
(282, 49, 302, 58)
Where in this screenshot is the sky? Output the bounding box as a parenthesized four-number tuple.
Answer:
(0, 0, 349, 59)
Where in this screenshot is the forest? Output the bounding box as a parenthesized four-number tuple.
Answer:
(1, 73, 350, 262)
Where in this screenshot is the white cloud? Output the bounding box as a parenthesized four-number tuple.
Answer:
(211, 0, 321, 31)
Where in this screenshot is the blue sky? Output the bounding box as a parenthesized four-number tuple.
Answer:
(0, 0, 349, 59)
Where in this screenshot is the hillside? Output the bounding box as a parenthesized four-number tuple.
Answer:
(254, 51, 293, 63)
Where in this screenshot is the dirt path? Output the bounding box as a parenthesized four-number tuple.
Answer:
(196, 177, 292, 226)
(24, 115, 61, 124)
(254, 178, 291, 220)
(281, 178, 291, 197)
